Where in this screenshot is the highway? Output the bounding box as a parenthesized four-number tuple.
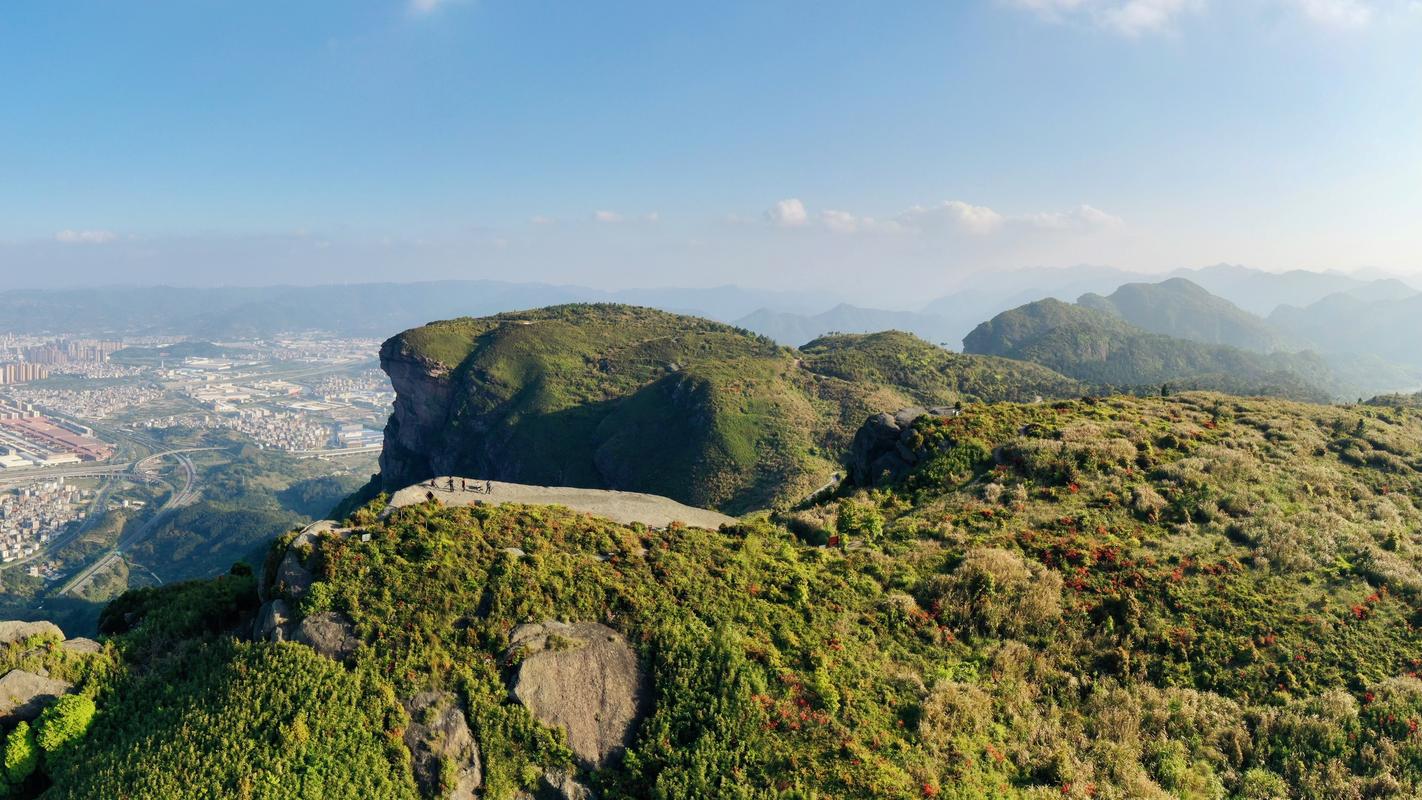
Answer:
(56, 447, 207, 597)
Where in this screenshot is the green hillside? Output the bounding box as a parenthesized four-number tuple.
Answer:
(1078, 278, 1295, 353)
(38, 391, 1422, 799)
(963, 299, 1340, 400)
(377, 305, 1084, 514)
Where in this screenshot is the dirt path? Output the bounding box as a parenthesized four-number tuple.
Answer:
(386, 477, 737, 530)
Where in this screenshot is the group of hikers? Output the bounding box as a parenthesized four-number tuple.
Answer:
(428, 477, 494, 494)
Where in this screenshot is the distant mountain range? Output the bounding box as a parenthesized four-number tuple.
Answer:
(962, 278, 1422, 399)
(1, 264, 1407, 344)
(0, 281, 840, 339)
(4, 266, 1419, 397)
(735, 264, 1413, 349)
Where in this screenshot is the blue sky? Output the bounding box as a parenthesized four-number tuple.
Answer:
(1, 0, 1419, 300)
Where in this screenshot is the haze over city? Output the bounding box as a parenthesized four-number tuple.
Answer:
(4, 0, 1421, 304)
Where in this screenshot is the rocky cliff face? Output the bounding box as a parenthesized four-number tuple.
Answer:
(378, 335, 460, 491)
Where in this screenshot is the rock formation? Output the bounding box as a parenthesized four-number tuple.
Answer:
(253, 599, 292, 643)
(401, 691, 482, 800)
(264, 520, 337, 603)
(292, 611, 358, 663)
(506, 621, 646, 770)
(0, 620, 64, 644)
(0, 669, 71, 722)
(847, 406, 958, 486)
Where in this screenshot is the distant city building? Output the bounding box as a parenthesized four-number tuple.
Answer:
(0, 363, 50, 385)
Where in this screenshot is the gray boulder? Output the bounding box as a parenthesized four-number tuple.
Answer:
(292, 611, 358, 663)
(847, 406, 959, 486)
(514, 770, 596, 800)
(506, 621, 646, 770)
(61, 637, 102, 655)
(253, 599, 293, 643)
(402, 691, 482, 799)
(0, 669, 71, 722)
(0, 620, 64, 645)
(541, 770, 595, 799)
(266, 521, 336, 602)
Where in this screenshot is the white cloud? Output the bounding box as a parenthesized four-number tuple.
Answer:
(409, 0, 448, 14)
(55, 229, 117, 244)
(530, 215, 555, 225)
(1006, 0, 1410, 32)
(766, 198, 809, 227)
(1004, 0, 1202, 35)
(1022, 204, 1125, 231)
(642, 211, 661, 223)
(1287, 0, 1375, 28)
(898, 200, 1006, 235)
(767, 198, 1123, 238)
(820, 210, 861, 233)
(594, 210, 624, 223)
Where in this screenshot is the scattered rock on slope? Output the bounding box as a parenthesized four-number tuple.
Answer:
(401, 691, 482, 800)
(506, 621, 646, 770)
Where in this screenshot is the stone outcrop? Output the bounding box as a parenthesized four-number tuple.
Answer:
(61, 638, 102, 655)
(0, 620, 64, 645)
(292, 611, 358, 663)
(401, 691, 482, 799)
(847, 406, 959, 486)
(0, 669, 71, 722)
(506, 621, 646, 770)
(530, 770, 595, 800)
(264, 520, 337, 603)
(253, 599, 293, 643)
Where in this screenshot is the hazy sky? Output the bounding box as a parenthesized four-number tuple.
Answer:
(2, 0, 1420, 302)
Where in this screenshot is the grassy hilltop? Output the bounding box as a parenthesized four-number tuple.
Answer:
(377, 305, 1084, 514)
(36, 388, 1422, 799)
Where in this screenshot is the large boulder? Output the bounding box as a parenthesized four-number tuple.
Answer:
(847, 406, 959, 486)
(253, 599, 293, 643)
(0, 669, 71, 722)
(513, 770, 596, 800)
(506, 621, 646, 770)
(0, 620, 64, 645)
(537, 770, 595, 800)
(264, 521, 337, 603)
(401, 691, 482, 799)
(61, 638, 102, 655)
(292, 611, 358, 663)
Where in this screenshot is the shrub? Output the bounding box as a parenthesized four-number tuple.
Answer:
(836, 499, 885, 541)
(2, 721, 37, 785)
(35, 695, 96, 754)
(922, 547, 1062, 638)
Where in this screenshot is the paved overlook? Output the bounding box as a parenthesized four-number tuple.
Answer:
(386, 477, 737, 530)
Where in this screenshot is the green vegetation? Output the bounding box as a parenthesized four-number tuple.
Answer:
(1078, 278, 1295, 353)
(963, 298, 1345, 400)
(44, 639, 413, 800)
(36, 388, 1422, 798)
(0, 627, 112, 797)
(380, 305, 1083, 513)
